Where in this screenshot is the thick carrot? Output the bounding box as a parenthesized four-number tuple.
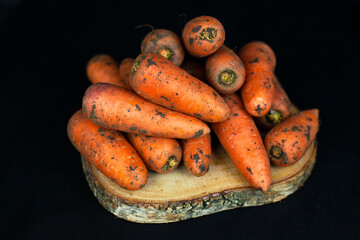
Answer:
(211, 94, 271, 191)
(86, 54, 131, 90)
(180, 58, 206, 82)
(125, 133, 182, 174)
(67, 110, 148, 190)
(119, 57, 134, 90)
(141, 29, 185, 66)
(130, 52, 230, 123)
(205, 45, 246, 94)
(182, 16, 225, 58)
(264, 109, 319, 167)
(82, 82, 210, 139)
(180, 133, 211, 177)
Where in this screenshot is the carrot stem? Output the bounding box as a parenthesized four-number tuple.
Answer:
(163, 156, 178, 171)
(157, 47, 174, 60)
(269, 145, 283, 159)
(266, 109, 283, 124)
(218, 70, 236, 85)
(132, 60, 141, 73)
(200, 28, 217, 41)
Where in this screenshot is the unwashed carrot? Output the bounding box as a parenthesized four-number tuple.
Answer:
(211, 94, 271, 191)
(125, 133, 182, 174)
(205, 45, 246, 94)
(264, 109, 319, 167)
(180, 133, 211, 177)
(82, 82, 210, 139)
(182, 16, 225, 58)
(119, 57, 134, 90)
(180, 58, 206, 82)
(141, 29, 185, 66)
(130, 52, 230, 123)
(86, 54, 131, 90)
(67, 110, 148, 190)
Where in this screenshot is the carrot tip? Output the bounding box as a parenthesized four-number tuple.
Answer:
(266, 109, 282, 124)
(269, 145, 283, 159)
(157, 47, 174, 60)
(200, 28, 217, 41)
(218, 70, 236, 85)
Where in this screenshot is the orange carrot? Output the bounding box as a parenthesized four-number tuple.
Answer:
(182, 16, 225, 58)
(119, 57, 134, 90)
(82, 82, 210, 139)
(125, 133, 182, 174)
(211, 94, 271, 191)
(180, 58, 206, 82)
(264, 109, 319, 167)
(67, 110, 148, 190)
(141, 29, 185, 66)
(205, 45, 246, 94)
(130, 52, 230, 123)
(180, 133, 211, 177)
(86, 54, 131, 90)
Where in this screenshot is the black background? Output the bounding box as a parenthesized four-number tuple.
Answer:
(1, 0, 360, 239)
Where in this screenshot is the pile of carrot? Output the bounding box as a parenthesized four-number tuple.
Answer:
(68, 16, 319, 192)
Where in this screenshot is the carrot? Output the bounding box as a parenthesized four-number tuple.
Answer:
(180, 133, 211, 177)
(119, 57, 135, 90)
(211, 94, 271, 191)
(255, 74, 293, 129)
(180, 58, 206, 82)
(125, 133, 182, 174)
(130, 52, 230, 122)
(67, 110, 148, 190)
(86, 54, 131, 90)
(82, 82, 210, 139)
(205, 45, 246, 94)
(264, 109, 319, 167)
(182, 16, 225, 58)
(238, 41, 277, 117)
(141, 29, 185, 66)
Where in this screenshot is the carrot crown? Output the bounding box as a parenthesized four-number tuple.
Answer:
(200, 28, 217, 41)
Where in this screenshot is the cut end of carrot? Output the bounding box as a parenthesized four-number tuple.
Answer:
(218, 70, 236, 85)
(157, 47, 174, 60)
(200, 28, 217, 41)
(266, 109, 282, 124)
(269, 145, 283, 159)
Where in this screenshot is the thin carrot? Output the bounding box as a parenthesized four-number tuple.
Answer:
(205, 45, 246, 94)
(141, 29, 185, 66)
(182, 16, 225, 58)
(67, 110, 148, 190)
(180, 133, 211, 177)
(211, 94, 271, 191)
(119, 57, 135, 90)
(130, 52, 230, 123)
(264, 109, 319, 167)
(125, 133, 182, 174)
(82, 82, 210, 139)
(180, 58, 206, 82)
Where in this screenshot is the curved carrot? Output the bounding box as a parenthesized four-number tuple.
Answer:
(264, 109, 319, 167)
(141, 29, 185, 66)
(67, 110, 148, 190)
(180, 58, 206, 82)
(119, 57, 134, 90)
(86, 54, 130, 90)
(205, 45, 246, 94)
(182, 16, 225, 58)
(82, 82, 210, 139)
(211, 94, 271, 191)
(125, 133, 182, 174)
(180, 133, 211, 177)
(130, 52, 230, 123)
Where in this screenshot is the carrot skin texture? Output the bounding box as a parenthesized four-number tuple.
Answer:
(141, 29, 185, 66)
(180, 133, 211, 177)
(265, 109, 319, 167)
(86, 54, 130, 90)
(67, 110, 148, 190)
(82, 82, 210, 139)
(119, 58, 135, 90)
(130, 53, 230, 123)
(180, 58, 206, 82)
(205, 45, 246, 94)
(211, 94, 271, 191)
(125, 133, 182, 174)
(182, 16, 225, 58)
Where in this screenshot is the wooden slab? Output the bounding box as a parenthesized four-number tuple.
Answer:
(81, 141, 317, 223)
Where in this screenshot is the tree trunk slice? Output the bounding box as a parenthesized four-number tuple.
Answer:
(81, 141, 317, 224)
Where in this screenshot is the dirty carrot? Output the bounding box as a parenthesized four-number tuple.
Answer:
(211, 94, 271, 191)
(130, 52, 230, 123)
(205, 45, 246, 94)
(182, 16, 225, 58)
(180, 133, 211, 177)
(67, 110, 148, 190)
(82, 82, 210, 139)
(264, 109, 319, 167)
(119, 57, 135, 90)
(86, 54, 131, 90)
(141, 29, 185, 66)
(180, 57, 206, 81)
